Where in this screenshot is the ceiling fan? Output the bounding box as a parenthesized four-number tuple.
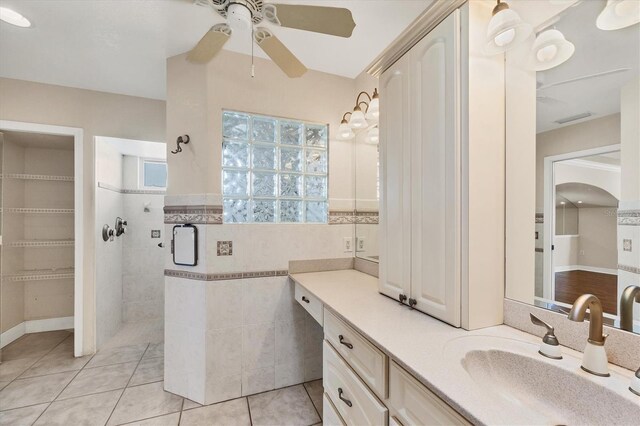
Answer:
(186, 0, 356, 78)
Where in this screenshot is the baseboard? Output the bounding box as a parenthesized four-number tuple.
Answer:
(554, 265, 618, 275)
(0, 322, 26, 348)
(1, 316, 74, 348)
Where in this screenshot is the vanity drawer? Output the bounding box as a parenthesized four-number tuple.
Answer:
(323, 393, 346, 426)
(323, 341, 388, 426)
(324, 308, 388, 398)
(388, 361, 470, 426)
(294, 282, 323, 326)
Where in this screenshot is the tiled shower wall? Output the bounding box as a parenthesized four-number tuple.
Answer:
(122, 192, 165, 322)
(164, 194, 353, 405)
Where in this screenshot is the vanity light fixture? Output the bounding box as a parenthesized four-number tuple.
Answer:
(338, 112, 355, 140)
(338, 89, 379, 141)
(596, 0, 640, 31)
(0, 6, 31, 28)
(485, 0, 533, 55)
(531, 29, 575, 71)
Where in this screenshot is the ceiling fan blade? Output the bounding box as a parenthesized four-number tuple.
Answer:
(187, 23, 232, 64)
(263, 4, 356, 38)
(254, 28, 307, 78)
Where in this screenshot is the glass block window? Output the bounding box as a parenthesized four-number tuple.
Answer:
(222, 111, 328, 223)
(142, 160, 167, 189)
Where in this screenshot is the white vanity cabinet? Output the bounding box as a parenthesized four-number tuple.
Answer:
(388, 361, 470, 426)
(321, 307, 469, 426)
(379, 9, 462, 327)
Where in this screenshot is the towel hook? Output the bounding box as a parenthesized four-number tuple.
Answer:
(171, 135, 190, 154)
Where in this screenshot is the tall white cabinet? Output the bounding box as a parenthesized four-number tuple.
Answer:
(380, 11, 461, 327)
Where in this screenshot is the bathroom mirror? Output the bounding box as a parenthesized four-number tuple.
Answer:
(354, 127, 380, 263)
(505, 0, 639, 333)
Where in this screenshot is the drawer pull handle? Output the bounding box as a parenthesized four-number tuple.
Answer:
(338, 388, 353, 407)
(338, 335, 353, 349)
(301, 296, 310, 303)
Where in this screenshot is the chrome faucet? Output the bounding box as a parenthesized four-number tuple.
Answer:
(568, 294, 610, 377)
(620, 285, 640, 332)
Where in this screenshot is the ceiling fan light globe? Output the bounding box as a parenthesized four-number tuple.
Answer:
(349, 109, 368, 129)
(597, 0, 640, 30)
(485, 6, 533, 55)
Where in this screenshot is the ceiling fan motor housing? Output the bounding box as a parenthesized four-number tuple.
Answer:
(215, 0, 264, 25)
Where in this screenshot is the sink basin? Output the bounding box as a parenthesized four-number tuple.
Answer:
(444, 335, 640, 425)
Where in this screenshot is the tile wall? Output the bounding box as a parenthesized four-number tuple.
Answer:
(164, 194, 353, 405)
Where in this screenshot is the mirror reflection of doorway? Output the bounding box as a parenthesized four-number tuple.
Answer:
(541, 147, 620, 316)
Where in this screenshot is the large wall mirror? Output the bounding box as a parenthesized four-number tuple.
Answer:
(505, 0, 639, 333)
(354, 126, 379, 263)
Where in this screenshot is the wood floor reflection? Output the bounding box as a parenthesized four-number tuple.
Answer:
(555, 270, 618, 315)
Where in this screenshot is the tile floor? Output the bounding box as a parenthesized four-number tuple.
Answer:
(0, 331, 323, 426)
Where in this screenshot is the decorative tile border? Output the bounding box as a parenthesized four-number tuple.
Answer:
(164, 205, 223, 224)
(328, 210, 356, 225)
(534, 248, 543, 253)
(164, 268, 288, 281)
(355, 211, 379, 225)
(535, 213, 544, 224)
(328, 210, 379, 225)
(98, 182, 165, 195)
(618, 209, 640, 226)
(619, 264, 640, 275)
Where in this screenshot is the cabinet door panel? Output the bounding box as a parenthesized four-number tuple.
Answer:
(409, 11, 461, 326)
(379, 54, 412, 302)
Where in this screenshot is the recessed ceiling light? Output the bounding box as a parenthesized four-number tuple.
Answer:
(578, 201, 583, 204)
(0, 7, 31, 28)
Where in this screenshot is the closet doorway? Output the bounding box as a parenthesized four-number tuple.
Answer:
(0, 121, 84, 359)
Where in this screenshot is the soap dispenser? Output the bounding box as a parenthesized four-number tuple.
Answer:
(530, 313, 562, 359)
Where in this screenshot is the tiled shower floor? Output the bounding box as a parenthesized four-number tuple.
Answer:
(0, 331, 323, 425)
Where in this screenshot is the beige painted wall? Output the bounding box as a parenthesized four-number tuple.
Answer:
(578, 207, 618, 271)
(536, 114, 620, 209)
(621, 78, 640, 202)
(166, 50, 355, 203)
(0, 77, 165, 354)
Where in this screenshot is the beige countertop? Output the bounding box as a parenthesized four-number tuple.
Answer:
(289, 269, 639, 425)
